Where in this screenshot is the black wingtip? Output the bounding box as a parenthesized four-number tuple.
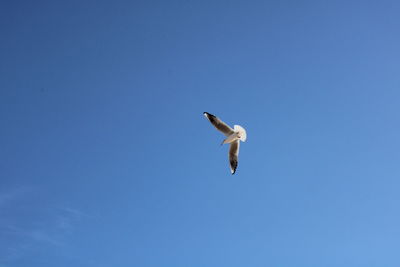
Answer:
(204, 112, 216, 121)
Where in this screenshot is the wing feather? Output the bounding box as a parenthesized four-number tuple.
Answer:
(229, 140, 240, 174)
(203, 112, 234, 136)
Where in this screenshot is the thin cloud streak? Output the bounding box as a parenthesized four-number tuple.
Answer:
(0, 200, 87, 264)
(0, 187, 32, 207)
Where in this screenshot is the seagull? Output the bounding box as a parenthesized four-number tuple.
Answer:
(203, 112, 247, 174)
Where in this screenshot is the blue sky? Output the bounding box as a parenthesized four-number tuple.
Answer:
(1, 0, 400, 266)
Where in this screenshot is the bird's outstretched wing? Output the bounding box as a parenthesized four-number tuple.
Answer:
(203, 112, 234, 136)
(229, 140, 240, 174)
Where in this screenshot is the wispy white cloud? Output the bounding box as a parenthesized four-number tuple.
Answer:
(29, 230, 64, 246)
(0, 187, 88, 264)
(59, 207, 87, 218)
(0, 187, 32, 207)
(54, 206, 89, 233)
(2, 207, 86, 245)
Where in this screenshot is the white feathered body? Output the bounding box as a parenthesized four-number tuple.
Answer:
(234, 125, 247, 142)
(222, 125, 247, 145)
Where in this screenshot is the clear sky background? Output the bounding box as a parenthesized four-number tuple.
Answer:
(1, 0, 400, 266)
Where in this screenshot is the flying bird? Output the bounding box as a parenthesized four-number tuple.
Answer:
(203, 112, 247, 174)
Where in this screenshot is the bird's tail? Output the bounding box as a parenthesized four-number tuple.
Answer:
(234, 125, 247, 142)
